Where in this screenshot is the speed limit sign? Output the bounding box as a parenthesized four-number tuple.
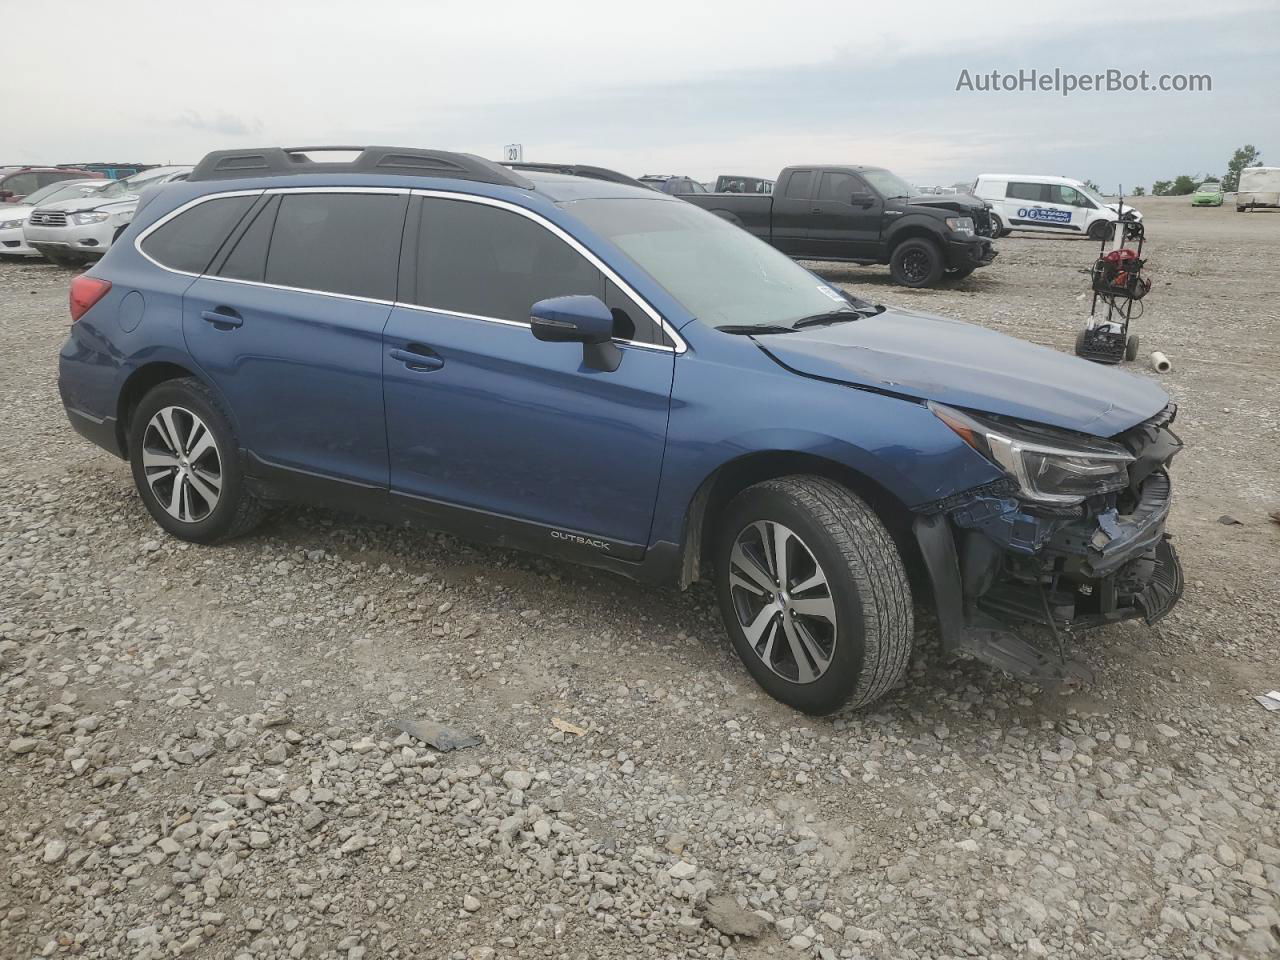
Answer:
(503, 144, 523, 162)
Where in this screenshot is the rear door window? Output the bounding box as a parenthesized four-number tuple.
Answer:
(784, 170, 815, 200)
(262, 192, 407, 300)
(215, 197, 279, 283)
(140, 195, 257, 274)
(412, 197, 665, 346)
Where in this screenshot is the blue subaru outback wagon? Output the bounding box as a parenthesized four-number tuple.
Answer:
(59, 146, 1183, 714)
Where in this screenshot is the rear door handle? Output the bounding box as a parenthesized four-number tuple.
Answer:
(200, 308, 243, 328)
(389, 346, 444, 371)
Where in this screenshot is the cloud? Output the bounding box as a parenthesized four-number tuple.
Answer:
(171, 110, 263, 138)
(7, 0, 1278, 189)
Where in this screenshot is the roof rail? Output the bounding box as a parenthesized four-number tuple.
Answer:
(188, 146, 534, 189)
(502, 162, 653, 191)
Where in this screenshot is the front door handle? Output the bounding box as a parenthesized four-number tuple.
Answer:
(389, 346, 444, 372)
(200, 308, 243, 328)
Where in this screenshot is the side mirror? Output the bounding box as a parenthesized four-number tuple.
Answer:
(0, 189, 13, 201)
(529, 295, 621, 371)
(850, 190, 875, 206)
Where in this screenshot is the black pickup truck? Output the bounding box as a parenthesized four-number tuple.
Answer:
(681, 165, 997, 288)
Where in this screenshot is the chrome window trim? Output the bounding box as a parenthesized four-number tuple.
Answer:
(132, 185, 687, 353)
(133, 188, 267, 277)
(409, 189, 685, 353)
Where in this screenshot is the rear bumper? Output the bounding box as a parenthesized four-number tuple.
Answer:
(58, 348, 125, 458)
(946, 237, 997, 269)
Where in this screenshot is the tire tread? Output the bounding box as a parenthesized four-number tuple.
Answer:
(748, 476, 912, 710)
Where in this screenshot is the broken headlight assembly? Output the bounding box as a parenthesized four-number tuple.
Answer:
(930, 402, 1133, 505)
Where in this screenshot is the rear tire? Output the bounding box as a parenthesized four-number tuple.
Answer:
(713, 476, 913, 715)
(128, 378, 266, 544)
(1075, 327, 1089, 356)
(889, 238, 944, 288)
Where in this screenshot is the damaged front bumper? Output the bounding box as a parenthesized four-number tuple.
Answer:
(914, 409, 1184, 681)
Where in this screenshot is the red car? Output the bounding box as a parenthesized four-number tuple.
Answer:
(0, 166, 103, 203)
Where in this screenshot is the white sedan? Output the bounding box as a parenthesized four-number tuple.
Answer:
(0, 179, 108, 257)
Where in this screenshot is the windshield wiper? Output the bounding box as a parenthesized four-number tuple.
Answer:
(715, 324, 796, 335)
(792, 310, 863, 329)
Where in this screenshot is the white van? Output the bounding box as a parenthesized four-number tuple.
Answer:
(1236, 167, 1280, 211)
(971, 174, 1141, 240)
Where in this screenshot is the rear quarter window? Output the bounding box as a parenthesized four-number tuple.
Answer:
(140, 195, 257, 274)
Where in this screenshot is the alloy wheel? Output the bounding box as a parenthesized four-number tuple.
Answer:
(902, 249, 931, 284)
(141, 405, 222, 523)
(727, 520, 838, 684)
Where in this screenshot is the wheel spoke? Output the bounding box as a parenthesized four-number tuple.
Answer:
(741, 602, 781, 649)
(791, 567, 827, 595)
(156, 408, 183, 456)
(731, 541, 776, 593)
(729, 570, 767, 597)
(793, 618, 832, 672)
(791, 595, 836, 626)
(186, 468, 220, 507)
(168, 474, 186, 520)
(771, 523, 792, 589)
(142, 448, 179, 470)
(780, 615, 817, 684)
(187, 425, 217, 463)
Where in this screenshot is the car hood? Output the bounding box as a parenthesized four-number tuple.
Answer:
(36, 194, 137, 214)
(906, 193, 986, 216)
(1104, 202, 1143, 220)
(0, 203, 34, 222)
(755, 307, 1169, 436)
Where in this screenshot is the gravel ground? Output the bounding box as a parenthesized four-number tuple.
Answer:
(2, 197, 1279, 960)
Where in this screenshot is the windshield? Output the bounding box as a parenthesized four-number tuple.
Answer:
(861, 169, 917, 199)
(564, 198, 859, 329)
(23, 180, 106, 207)
(97, 170, 170, 199)
(1198, 182, 1220, 191)
(1076, 182, 1110, 206)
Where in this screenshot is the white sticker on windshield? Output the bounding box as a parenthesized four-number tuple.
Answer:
(817, 285, 846, 303)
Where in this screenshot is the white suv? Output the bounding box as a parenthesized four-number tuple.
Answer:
(0, 179, 107, 257)
(24, 166, 191, 266)
(972, 174, 1141, 240)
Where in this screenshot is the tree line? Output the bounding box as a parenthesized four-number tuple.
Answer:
(1148, 145, 1263, 196)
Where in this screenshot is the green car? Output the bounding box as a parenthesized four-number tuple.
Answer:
(1191, 181, 1224, 206)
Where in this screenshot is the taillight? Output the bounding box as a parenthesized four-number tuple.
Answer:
(69, 275, 112, 323)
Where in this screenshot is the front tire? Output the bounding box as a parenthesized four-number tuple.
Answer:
(128, 378, 265, 544)
(713, 477, 913, 715)
(990, 214, 1011, 238)
(889, 238, 944, 288)
(1088, 220, 1113, 242)
(41, 250, 82, 268)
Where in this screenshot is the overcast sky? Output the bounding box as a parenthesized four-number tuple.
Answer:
(9, 0, 1277, 190)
